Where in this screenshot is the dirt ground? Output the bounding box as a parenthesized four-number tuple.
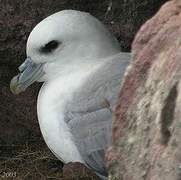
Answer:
(0, 140, 97, 180)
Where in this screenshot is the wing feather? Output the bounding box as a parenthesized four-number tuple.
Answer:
(64, 53, 131, 179)
(68, 109, 112, 178)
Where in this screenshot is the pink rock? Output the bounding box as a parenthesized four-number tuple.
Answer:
(108, 1, 181, 180)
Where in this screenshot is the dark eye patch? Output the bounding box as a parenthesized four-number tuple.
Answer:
(40, 40, 59, 53)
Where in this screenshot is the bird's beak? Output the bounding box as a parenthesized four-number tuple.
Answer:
(10, 57, 44, 94)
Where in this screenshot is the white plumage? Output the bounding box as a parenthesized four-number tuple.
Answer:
(10, 10, 131, 179)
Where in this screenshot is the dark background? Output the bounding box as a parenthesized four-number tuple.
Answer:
(0, 0, 168, 145)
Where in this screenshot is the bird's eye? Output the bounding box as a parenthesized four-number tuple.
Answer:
(40, 40, 59, 53)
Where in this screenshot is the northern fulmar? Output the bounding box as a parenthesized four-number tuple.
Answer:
(10, 10, 131, 180)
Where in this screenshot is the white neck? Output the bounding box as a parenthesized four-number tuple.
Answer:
(43, 53, 111, 82)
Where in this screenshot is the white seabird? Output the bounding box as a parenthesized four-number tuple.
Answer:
(10, 10, 131, 179)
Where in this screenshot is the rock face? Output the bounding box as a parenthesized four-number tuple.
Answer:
(108, 1, 181, 179)
(1, 0, 168, 144)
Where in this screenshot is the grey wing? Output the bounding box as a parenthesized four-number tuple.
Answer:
(67, 108, 112, 179)
(65, 52, 131, 178)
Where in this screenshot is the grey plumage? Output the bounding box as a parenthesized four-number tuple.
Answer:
(64, 52, 131, 179)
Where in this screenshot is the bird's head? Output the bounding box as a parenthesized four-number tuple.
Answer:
(10, 10, 121, 94)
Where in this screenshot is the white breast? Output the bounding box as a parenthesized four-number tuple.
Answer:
(37, 72, 90, 163)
